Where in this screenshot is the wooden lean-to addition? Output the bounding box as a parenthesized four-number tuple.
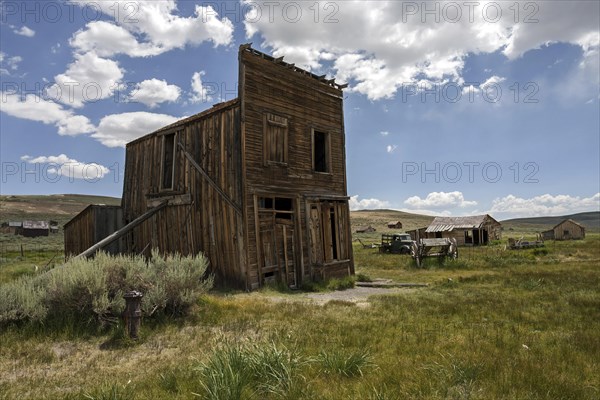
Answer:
(64, 45, 354, 290)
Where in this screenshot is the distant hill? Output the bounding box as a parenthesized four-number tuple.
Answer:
(1, 195, 597, 234)
(350, 209, 434, 233)
(351, 209, 600, 234)
(0, 194, 121, 225)
(501, 212, 600, 232)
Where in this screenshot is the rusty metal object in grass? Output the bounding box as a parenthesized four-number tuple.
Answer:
(123, 291, 143, 339)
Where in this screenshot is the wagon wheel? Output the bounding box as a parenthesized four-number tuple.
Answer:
(449, 238, 458, 260)
(410, 242, 421, 267)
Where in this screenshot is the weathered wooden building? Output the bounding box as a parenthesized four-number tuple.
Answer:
(424, 215, 501, 246)
(387, 221, 402, 229)
(355, 226, 376, 233)
(0, 222, 21, 234)
(17, 221, 50, 237)
(65, 45, 354, 290)
(407, 227, 427, 241)
(64, 205, 125, 256)
(541, 219, 585, 240)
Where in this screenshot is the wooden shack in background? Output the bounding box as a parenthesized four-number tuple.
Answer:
(387, 221, 402, 229)
(19, 221, 49, 237)
(65, 45, 354, 290)
(64, 205, 125, 256)
(541, 219, 585, 240)
(355, 225, 376, 233)
(424, 215, 501, 246)
(0, 222, 21, 234)
(407, 227, 427, 241)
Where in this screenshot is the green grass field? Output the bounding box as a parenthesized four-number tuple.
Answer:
(1, 234, 598, 399)
(1, 197, 598, 399)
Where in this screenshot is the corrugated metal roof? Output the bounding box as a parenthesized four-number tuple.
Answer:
(426, 215, 493, 233)
(8, 222, 22, 227)
(22, 221, 49, 229)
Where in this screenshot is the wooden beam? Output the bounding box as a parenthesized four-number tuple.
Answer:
(178, 142, 242, 216)
(76, 201, 168, 258)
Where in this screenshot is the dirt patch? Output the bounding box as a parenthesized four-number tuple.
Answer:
(303, 286, 420, 306)
(240, 282, 425, 307)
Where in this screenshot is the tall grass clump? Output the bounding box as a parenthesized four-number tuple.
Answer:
(194, 342, 305, 400)
(317, 348, 374, 377)
(0, 249, 212, 329)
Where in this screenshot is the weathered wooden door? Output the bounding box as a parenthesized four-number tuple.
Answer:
(276, 222, 296, 287)
(307, 200, 351, 266)
(258, 211, 297, 287)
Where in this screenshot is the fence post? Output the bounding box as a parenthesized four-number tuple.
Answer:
(123, 291, 143, 339)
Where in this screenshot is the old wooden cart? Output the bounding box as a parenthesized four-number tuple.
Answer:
(410, 238, 458, 267)
(507, 237, 545, 250)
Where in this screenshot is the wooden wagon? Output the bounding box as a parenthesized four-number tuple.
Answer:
(410, 238, 458, 267)
(507, 237, 544, 250)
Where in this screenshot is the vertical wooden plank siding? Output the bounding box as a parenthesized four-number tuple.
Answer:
(239, 48, 354, 285)
(121, 101, 246, 287)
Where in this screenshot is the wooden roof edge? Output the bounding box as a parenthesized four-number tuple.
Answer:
(240, 44, 348, 90)
(553, 218, 586, 230)
(127, 98, 240, 147)
(63, 204, 123, 228)
(430, 214, 499, 224)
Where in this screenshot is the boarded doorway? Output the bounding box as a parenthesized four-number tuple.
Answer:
(257, 196, 297, 287)
(307, 200, 351, 278)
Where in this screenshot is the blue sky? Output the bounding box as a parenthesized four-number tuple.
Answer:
(1, 0, 599, 219)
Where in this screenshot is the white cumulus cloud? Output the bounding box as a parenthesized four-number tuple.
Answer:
(93, 112, 179, 147)
(243, 1, 599, 100)
(14, 26, 35, 37)
(47, 52, 124, 108)
(68, 1, 234, 57)
(404, 191, 478, 209)
(130, 78, 181, 108)
(349, 195, 390, 211)
(21, 154, 109, 180)
(190, 71, 213, 103)
(1, 92, 95, 136)
(0, 52, 22, 75)
(489, 193, 600, 218)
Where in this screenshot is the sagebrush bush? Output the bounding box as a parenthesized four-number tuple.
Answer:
(0, 250, 212, 328)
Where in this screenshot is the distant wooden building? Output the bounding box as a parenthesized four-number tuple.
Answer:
(65, 45, 354, 290)
(49, 220, 59, 233)
(0, 222, 21, 234)
(541, 219, 585, 241)
(19, 221, 49, 237)
(407, 227, 427, 241)
(387, 221, 402, 229)
(64, 205, 125, 256)
(355, 225, 376, 233)
(424, 215, 501, 246)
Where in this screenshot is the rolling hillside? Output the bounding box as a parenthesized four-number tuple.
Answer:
(350, 209, 434, 233)
(351, 209, 600, 234)
(1, 195, 598, 234)
(0, 194, 121, 225)
(501, 211, 600, 232)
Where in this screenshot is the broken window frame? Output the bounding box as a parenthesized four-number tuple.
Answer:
(258, 196, 294, 221)
(312, 128, 331, 173)
(263, 112, 289, 166)
(464, 230, 473, 244)
(160, 131, 177, 191)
